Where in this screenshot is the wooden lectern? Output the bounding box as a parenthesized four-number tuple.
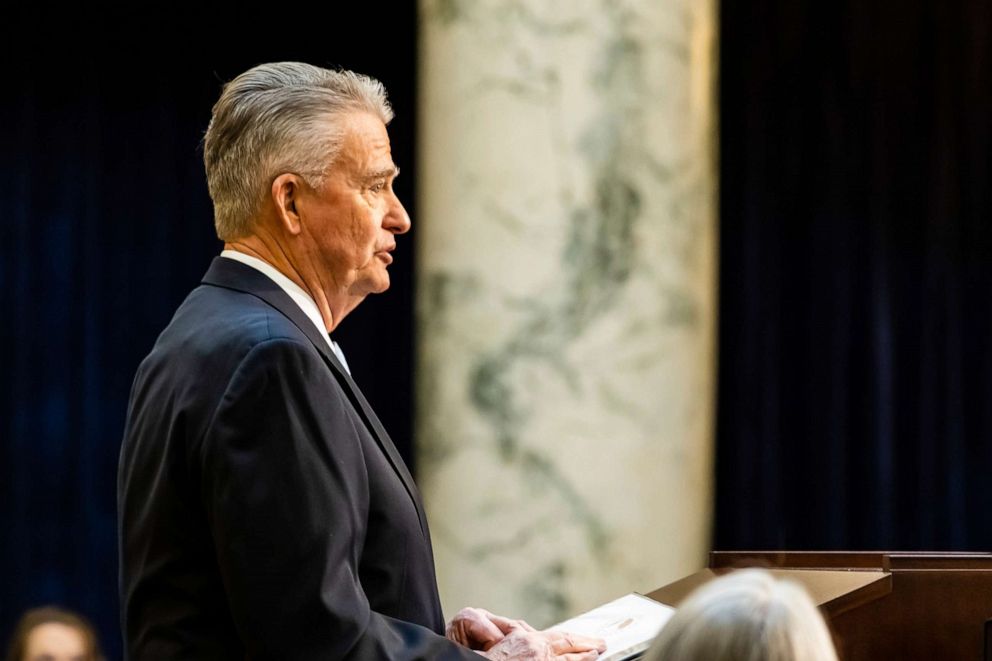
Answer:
(645, 552, 992, 660)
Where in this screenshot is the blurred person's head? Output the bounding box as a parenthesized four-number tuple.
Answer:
(644, 569, 838, 661)
(5, 606, 102, 661)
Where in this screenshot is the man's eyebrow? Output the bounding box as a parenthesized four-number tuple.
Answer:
(363, 166, 400, 182)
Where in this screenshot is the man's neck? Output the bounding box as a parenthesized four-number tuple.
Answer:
(223, 235, 360, 333)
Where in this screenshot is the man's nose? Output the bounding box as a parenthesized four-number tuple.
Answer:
(384, 191, 411, 234)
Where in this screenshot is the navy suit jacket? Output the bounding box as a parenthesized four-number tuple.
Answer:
(118, 257, 477, 660)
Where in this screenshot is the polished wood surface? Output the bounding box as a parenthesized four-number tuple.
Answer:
(643, 552, 992, 661)
(645, 567, 890, 618)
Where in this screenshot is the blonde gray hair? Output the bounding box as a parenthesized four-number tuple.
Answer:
(644, 569, 839, 661)
(203, 62, 393, 240)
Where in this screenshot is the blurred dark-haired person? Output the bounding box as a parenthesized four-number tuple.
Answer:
(118, 61, 605, 660)
(643, 569, 838, 661)
(5, 606, 103, 661)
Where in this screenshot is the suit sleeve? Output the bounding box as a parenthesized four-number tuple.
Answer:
(198, 337, 478, 660)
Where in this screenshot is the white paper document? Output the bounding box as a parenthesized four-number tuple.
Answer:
(549, 593, 675, 661)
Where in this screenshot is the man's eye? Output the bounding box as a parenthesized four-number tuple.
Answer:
(369, 181, 386, 193)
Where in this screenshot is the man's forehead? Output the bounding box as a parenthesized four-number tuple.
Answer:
(339, 113, 390, 146)
(332, 113, 394, 168)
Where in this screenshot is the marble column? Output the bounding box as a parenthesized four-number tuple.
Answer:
(416, 0, 717, 625)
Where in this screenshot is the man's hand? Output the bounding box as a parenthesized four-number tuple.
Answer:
(480, 627, 606, 661)
(446, 607, 536, 650)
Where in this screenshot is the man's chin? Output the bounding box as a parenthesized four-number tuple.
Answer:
(349, 275, 390, 297)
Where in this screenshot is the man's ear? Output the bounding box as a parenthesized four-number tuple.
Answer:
(272, 173, 304, 235)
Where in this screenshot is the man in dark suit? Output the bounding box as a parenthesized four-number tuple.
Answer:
(118, 62, 605, 660)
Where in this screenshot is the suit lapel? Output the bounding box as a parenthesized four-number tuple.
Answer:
(201, 257, 427, 536)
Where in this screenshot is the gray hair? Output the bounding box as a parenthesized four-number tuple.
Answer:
(203, 62, 394, 240)
(644, 569, 839, 661)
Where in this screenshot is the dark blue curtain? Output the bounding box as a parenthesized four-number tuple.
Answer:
(1, 8, 417, 658)
(716, 0, 992, 551)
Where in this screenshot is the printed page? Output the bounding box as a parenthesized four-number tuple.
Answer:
(549, 593, 675, 661)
